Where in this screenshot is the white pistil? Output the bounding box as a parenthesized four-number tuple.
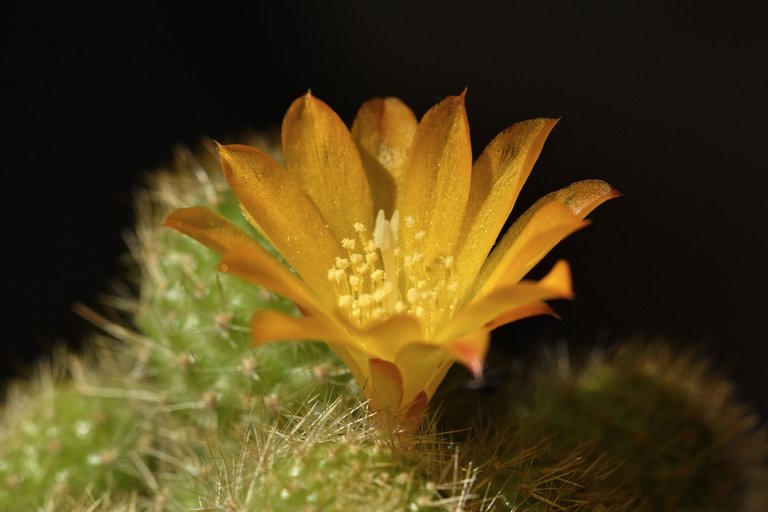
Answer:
(373, 209, 400, 309)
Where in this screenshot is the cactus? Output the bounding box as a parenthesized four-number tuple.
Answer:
(1, 136, 765, 511)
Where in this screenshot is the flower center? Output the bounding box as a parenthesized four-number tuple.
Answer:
(327, 209, 459, 334)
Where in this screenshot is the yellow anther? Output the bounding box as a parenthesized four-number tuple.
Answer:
(357, 294, 373, 308)
(371, 307, 387, 321)
(329, 216, 461, 334)
(373, 288, 388, 302)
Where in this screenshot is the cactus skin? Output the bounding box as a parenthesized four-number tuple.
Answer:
(439, 343, 768, 511)
(1, 136, 766, 511)
(133, 142, 355, 432)
(0, 360, 149, 510)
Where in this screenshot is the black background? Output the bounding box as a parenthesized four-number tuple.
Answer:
(2, 2, 766, 417)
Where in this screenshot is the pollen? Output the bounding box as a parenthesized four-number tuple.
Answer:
(327, 209, 460, 334)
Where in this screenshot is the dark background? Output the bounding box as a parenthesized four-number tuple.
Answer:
(2, 2, 766, 416)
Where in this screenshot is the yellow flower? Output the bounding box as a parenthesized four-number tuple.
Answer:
(164, 92, 618, 423)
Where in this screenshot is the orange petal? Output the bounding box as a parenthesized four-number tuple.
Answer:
(475, 180, 619, 297)
(546, 178, 622, 217)
(249, 309, 349, 346)
(163, 207, 256, 254)
(444, 331, 491, 379)
(398, 93, 472, 265)
(441, 260, 573, 341)
(164, 207, 328, 316)
(282, 93, 375, 240)
(367, 358, 405, 414)
(217, 143, 341, 304)
(351, 97, 418, 214)
(219, 243, 325, 318)
(351, 97, 417, 178)
(403, 391, 428, 420)
(249, 309, 367, 390)
(393, 343, 454, 403)
(483, 301, 557, 332)
(354, 313, 424, 362)
(455, 118, 558, 288)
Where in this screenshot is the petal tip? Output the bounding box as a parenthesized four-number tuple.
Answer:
(544, 259, 575, 298)
(160, 213, 176, 229)
(446, 336, 489, 379)
(469, 360, 484, 379)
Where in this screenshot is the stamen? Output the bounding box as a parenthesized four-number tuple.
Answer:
(327, 212, 461, 335)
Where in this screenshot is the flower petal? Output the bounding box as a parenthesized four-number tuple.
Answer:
(163, 206, 256, 254)
(393, 343, 454, 403)
(483, 301, 557, 332)
(455, 118, 558, 287)
(249, 309, 348, 346)
(444, 331, 491, 379)
(475, 180, 619, 297)
(398, 93, 472, 265)
(368, 359, 405, 415)
(217, 143, 341, 304)
(250, 304, 423, 368)
(402, 391, 428, 422)
(440, 260, 573, 342)
(282, 93, 375, 240)
(351, 97, 417, 214)
(355, 314, 424, 362)
(219, 243, 326, 317)
(249, 309, 367, 389)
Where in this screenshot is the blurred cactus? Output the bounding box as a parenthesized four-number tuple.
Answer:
(1, 136, 765, 511)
